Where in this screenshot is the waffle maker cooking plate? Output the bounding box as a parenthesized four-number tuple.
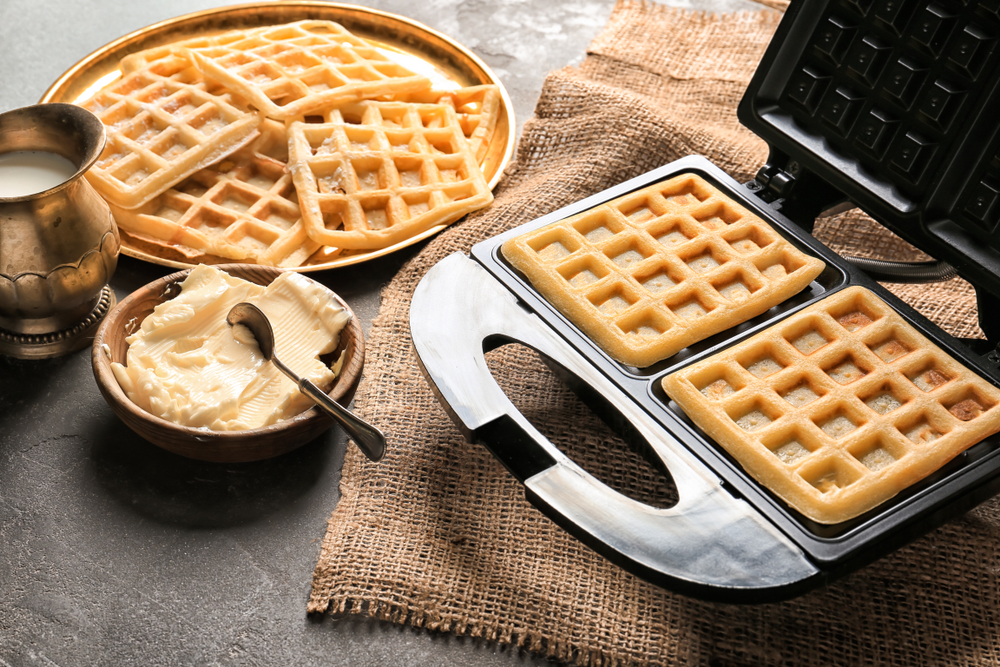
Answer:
(409, 0, 1000, 602)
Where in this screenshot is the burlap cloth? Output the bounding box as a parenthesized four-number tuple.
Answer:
(310, 2, 996, 665)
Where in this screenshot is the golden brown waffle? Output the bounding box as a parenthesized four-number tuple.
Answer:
(109, 120, 320, 267)
(399, 85, 501, 163)
(287, 98, 493, 250)
(501, 174, 826, 367)
(662, 286, 1000, 524)
(124, 37, 500, 164)
(119, 28, 271, 74)
(80, 54, 263, 209)
(184, 20, 433, 120)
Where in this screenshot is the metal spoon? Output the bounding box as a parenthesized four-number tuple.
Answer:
(226, 302, 386, 462)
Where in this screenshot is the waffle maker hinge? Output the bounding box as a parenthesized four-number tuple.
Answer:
(749, 152, 1000, 349)
(746, 149, 846, 234)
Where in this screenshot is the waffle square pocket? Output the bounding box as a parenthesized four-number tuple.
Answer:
(662, 286, 1000, 524)
(501, 174, 826, 367)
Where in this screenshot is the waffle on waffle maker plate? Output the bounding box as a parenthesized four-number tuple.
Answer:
(409, 0, 1000, 602)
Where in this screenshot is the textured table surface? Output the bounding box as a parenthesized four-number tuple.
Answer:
(0, 0, 763, 664)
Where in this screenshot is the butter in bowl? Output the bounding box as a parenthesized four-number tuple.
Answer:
(92, 264, 365, 462)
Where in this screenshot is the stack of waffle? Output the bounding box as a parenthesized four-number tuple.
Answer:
(80, 20, 499, 267)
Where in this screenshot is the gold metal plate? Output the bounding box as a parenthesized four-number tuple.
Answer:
(40, 1, 515, 272)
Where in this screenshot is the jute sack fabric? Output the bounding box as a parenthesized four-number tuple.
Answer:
(310, 2, 994, 665)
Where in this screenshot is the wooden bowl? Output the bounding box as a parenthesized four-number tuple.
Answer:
(91, 264, 365, 462)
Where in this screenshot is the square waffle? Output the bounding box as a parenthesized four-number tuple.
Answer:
(184, 20, 433, 120)
(80, 54, 263, 209)
(287, 98, 493, 250)
(500, 174, 826, 367)
(662, 286, 1000, 524)
(109, 120, 321, 267)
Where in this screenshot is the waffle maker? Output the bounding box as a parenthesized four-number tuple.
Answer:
(409, 0, 1000, 602)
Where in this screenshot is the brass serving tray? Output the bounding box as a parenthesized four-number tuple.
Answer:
(40, 2, 515, 272)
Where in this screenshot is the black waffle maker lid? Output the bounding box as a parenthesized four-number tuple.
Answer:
(738, 0, 1000, 341)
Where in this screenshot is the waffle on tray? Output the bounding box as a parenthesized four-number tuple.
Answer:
(501, 174, 826, 367)
(118, 27, 272, 74)
(80, 19, 500, 266)
(80, 54, 263, 209)
(109, 120, 321, 267)
(287, 98, 493, 250)
(662, 286, 1000, 524)
(185, 20, 432, 120)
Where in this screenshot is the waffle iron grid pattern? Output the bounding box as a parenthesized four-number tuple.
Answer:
(80, 55, 262, 209)
(500, 175, 825, 368)
(109, 120, 321, 267)
(662, 285, 1000, 524)
(781, 0, 1000, 243)
(287, 100, 493, 250)
(186, 20, 432, 120)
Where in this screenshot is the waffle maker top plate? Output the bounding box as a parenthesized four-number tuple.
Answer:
(409, 0, 1000, 603)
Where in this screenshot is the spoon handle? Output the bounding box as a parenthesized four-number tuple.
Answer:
(299, 378, 387, 462)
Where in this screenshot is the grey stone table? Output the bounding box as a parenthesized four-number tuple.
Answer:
(0, 0, 762, 664)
